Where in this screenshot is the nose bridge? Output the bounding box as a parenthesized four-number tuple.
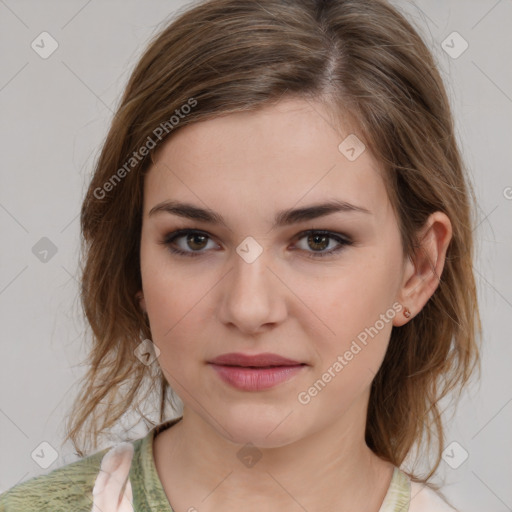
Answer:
(217, 238, 284, 331)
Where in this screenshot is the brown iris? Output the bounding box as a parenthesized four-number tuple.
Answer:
(307, 233, 329, 252)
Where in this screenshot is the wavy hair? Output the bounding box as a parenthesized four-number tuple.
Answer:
(64, 0, 481, 484)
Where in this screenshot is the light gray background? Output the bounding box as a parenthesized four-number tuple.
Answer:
(0, 1, 511, 510)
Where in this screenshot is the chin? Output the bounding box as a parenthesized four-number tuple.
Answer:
(216, 406, 304, 448)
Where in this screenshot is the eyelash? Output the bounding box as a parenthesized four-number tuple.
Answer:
(159, 229, 353, 259)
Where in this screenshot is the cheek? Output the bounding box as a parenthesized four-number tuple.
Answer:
(141, 274, 205, 380)
(142, 270, 205, 342)
(308, 249, 402, 372)
(139, 243, 215, 365)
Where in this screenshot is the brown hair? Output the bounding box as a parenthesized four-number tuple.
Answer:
(65, 0, 481, 484)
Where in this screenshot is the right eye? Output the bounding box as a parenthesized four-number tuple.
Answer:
(160, 229, 219, 257)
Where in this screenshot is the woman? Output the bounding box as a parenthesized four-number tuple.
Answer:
(0, 0, 481, 511)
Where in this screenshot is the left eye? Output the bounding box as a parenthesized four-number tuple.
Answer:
(294, 231, 352, 257)
(160, 229, 353, 259)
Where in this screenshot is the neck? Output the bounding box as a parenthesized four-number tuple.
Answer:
(153, 396, 394, 512)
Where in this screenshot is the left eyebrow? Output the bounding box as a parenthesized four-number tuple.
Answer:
(148, 199, 372, 228)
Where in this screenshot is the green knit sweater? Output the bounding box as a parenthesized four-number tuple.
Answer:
(0, 418, 181, 512)
(0, 416, 455, 512)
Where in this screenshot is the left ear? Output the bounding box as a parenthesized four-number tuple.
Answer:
(135, 290, 147, 314)
(393, 211, 452, 327)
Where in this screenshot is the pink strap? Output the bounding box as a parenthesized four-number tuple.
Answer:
(91, 442, 134, 512)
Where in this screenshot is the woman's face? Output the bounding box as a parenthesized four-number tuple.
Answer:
(139, 98, 412, 446)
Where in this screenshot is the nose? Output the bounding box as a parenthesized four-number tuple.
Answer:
(215, 247, 287, 335)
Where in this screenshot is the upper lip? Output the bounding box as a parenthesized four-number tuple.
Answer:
(208, 352, 304, 367)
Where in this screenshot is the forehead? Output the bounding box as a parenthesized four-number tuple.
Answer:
(144, 98, 389, 222)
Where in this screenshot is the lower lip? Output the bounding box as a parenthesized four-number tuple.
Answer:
(209, 364, 306, 391)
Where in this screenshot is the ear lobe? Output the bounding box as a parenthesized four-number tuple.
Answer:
(135, 290, 147, 313)
(394, 212, 452, 326)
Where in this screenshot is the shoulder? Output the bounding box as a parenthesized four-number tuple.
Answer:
(0, 418, 180, 512)
(0, 445, 111, 512)
(409, 481, 459, 512)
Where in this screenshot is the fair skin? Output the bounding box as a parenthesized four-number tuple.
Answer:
(137, 97, 452, 512)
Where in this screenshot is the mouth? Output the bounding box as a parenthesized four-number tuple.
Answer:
(208, 361, 307, 391)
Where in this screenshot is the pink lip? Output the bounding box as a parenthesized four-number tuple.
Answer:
(207, 352, 307, 391)
(208, 352, 303, 367)
(209, 352, 306, 391)
(209, 364, 306, 391)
